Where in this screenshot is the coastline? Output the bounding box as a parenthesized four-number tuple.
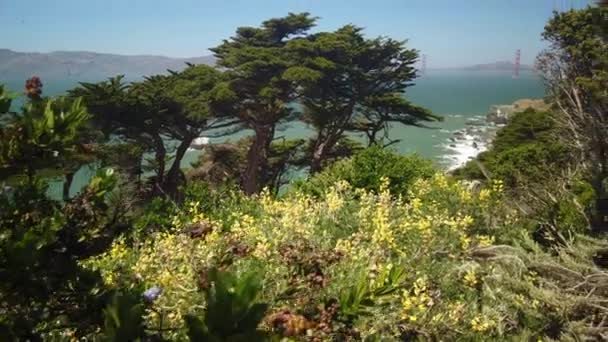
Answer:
(440, 98, 548, 171)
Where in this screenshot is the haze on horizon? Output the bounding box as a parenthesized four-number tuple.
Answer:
(0, 0, 596, 69)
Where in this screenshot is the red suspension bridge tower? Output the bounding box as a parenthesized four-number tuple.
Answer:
(513, 49, 521, 79)
(420, 54, 427, 77)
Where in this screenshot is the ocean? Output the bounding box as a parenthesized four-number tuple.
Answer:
(2, 69, 545, 197)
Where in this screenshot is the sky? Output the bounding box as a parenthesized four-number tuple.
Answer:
(0, 0, 596, 68)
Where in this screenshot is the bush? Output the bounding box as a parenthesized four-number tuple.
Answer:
(293, 146, 436, 197)
(488, 142, 571, 187)
(84, 174, 608, 340)
(453, 109, 572, 188)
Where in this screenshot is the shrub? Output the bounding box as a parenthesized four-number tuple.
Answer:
(185, 268, 270, 341)
(453, 109, 573, 186)
(294, 146, 436, 197)
(78, 175, 520, 339)
(84, 173, 608, 340)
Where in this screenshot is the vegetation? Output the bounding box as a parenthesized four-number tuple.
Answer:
(294, 145, 436, 197)
(453, 109, 572, 187)
(69, 64, 235, 198)
(1, 5, 608, 341)
(285, 24, 440, 172)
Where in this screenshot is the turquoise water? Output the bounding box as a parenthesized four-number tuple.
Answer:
(2, 69, 545, 197)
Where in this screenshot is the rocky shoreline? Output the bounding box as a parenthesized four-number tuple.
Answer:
(443, 98, 548, 170)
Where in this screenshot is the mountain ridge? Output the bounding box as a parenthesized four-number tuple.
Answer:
(0, 49, 216, 82)
(0, 49, 534, 83)
(462, 60, 534, 71)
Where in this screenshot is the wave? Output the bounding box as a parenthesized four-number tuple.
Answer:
(187, 137, 210, 152)
(440, 123, 492, 170)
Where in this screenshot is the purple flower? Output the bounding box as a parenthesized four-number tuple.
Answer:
(143, 286, 162, 303)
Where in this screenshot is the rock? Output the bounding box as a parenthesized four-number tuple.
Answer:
(464, 180, 483, 193)
(466, 119, 486, 126)
(486, 105, 515, 125)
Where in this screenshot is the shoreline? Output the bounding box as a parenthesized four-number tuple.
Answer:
(440, 98, 548, 171)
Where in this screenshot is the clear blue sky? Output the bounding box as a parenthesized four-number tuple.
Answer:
(0, 0, 596, 68)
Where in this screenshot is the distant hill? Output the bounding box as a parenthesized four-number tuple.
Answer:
(462, 61, 534, 71)
(0, 49, 216, 83)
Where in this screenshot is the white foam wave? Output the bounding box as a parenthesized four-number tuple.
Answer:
(188, 137, 210, 151)
(441, 131, 488, 171)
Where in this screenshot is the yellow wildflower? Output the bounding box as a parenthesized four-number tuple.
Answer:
(477, 235, 495, 247)
(464, 269, 478, 287)
(479, 188, 491, 202)
(471, 316, 495, 333)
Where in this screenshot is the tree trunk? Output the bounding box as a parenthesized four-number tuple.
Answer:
(310, 140, 328, 174)
(310, 105, 354, 174)
(152, 135, 166, 184)
(310, 131, 341, 174)
(366, 126, 383, 147)
(242, 124, 274, 195)
(163, 138, 193, 199)
(63, 171, 75, 201)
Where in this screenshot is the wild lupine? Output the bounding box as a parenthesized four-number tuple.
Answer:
(24, 76, 43, 100)
(143, 286, 163, 303)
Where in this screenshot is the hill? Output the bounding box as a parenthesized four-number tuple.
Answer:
(463, 60, 534, 71)
(0, 49, 215, 82)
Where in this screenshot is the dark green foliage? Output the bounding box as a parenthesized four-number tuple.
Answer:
(0, 85, 13, 113)
(0, 170, 122, 339)
(70, 65, 232, 198)
(454, 109, 572, 187)
(284, 24, 440, 172)
(0, 83, 131, 339)
(210, 13, 317, 194)
(188, 137, 307, 194)
(537, 6, 608, 197)
(133, 196, 179, 235)
(294, 146, 435, 197)
(489, 143, 570, 186)
(0, 93, 90, 180)
(135, 181, 258, 235)
(491, 109, 558, 153)
(452, 108, 594, 240)
(185, 268, 270, 341)
(2, 8, 607, 341)
(556, 180, 595, 233)
(339, 265, 406, 320)
(97, 142, 144, 182)
(101, 292, 146, 342)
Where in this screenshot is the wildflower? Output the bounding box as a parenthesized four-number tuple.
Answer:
(479, 189, 491, 202)
(471, 315, 495, 332)
(461, 215, 474, 227)
(491, 179, 504, 193)
(460, 235, 471, 249)
(325, 186, 344, 214)
(24, 76, 43, 99)
(458, 187, 472, 202)
(464, 269, 478, 287)
(477, 235, 495, 247)
(401, 277, 432, 323)
(410, 197, 422, 210)
(379, 176, 391, 193)
(447, 301, 464, 323)
(432, 173, 449, 189)
(143, 286, 163, 303)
